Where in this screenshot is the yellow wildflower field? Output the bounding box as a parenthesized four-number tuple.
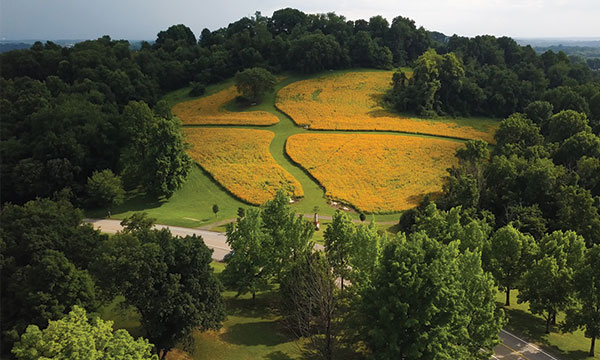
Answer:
(185, 128, 303, 204)
(173, 86, 279, 125)
(286, 133, 461, 213)
(277, 71, 495, 143)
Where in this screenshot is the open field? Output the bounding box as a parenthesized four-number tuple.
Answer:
(286, 133, 461, 213)
(173, 85, 279, 126)
(276, 71, 497, 143)
(185, 127, 303, 205)
(90, 70, 495, 226)
(496, 290, 599, 360)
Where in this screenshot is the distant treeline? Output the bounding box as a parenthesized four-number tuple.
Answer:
(0, 40, 148, 53)
(1, 7, 599, 207)
(532, 45, 600, 69)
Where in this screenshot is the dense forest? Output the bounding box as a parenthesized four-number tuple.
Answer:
(2, 7, 600, 359)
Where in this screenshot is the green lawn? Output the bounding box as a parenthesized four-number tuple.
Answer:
(89, 69, 497, 228)
(87, 165, 248, 228)
(99, 261, 301, 360)
(496, 289, 598, 359)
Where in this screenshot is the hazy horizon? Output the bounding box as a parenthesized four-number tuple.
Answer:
(1, 0, 599, 41)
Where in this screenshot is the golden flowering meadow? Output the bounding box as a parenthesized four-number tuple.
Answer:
(185, 128, 303, 204)
(286, 133, 461, 213)
(173, 86, 279, 125)
(277, 71, 496, 143)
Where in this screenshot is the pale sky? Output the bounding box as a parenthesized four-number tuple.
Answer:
(1, 0, 599, 41)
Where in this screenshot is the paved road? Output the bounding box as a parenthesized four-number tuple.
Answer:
(85, 219, 232, 261)
(86, 218, 324, 260)
(493, 329, 560, 360)
(86, 219, 560, 360)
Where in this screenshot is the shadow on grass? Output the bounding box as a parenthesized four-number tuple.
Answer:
(385, 222, 401, 234)
(220, 287, 280, 320)
(500, 305, 593, 360)
(221, 321, 288, 346)
(265, 351, 294, 360)
(501, 305, 549, 340)
(85, 191, 164, 219)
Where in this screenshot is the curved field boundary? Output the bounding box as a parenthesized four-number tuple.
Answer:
(185, 127, 303, 205)
(173, 85, 279, 126)
(286, 133, 462, 213)
(276, 71, 497, 143)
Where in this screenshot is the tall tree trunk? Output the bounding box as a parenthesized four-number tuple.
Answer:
(252, 290, 256, 303)
(545, 315, 551, 334)
(590, 336, 596, 357)
(505, 288, 510, 306)
(340, 277, 344, 292)
(325, 315, 332, 360)
(551, 311, 556, 325)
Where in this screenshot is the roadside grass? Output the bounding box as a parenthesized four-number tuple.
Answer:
(99, 261, 301, 360)
(496, 289, 598, 359)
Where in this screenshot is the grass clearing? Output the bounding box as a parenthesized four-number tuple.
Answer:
(93, 70, 476, 227)
(276, 71, 498, 143)
(185, 127, 303, 205)
(173, 85, 279, 126)
(496, 289, 598, 360)
(286, 133, 461, 213)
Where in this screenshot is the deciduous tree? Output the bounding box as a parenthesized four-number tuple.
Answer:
(488, 225, 537, 306)
(362, 233, 504, 359)
(86, 169, 125, 208)
(324, 210, 354, 291)
(92, 214, 225, 360)
(222, 208, 271, 300)
(234, 67, 276, 103)
(518, 231, 585, 333)
(563, 245, 600, 357)
(12, 306, 157, 360)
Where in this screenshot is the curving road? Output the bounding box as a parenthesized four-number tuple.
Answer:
(85, 218, 232, 261)
(86, 219, 562, 360)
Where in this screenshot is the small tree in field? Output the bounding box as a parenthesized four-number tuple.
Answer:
(213, 204, 219, 218)
(235, 67, 276, 103)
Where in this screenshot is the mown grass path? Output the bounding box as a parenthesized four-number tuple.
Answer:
(96, 70, 494, 228)
(181, 72, 477, 223)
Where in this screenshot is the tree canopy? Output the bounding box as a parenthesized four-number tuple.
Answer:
(92, 214, 225, 359)
(234, 67, 276, 102)
(362, 232, 504, 359)
(12, 306, 157, 360)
